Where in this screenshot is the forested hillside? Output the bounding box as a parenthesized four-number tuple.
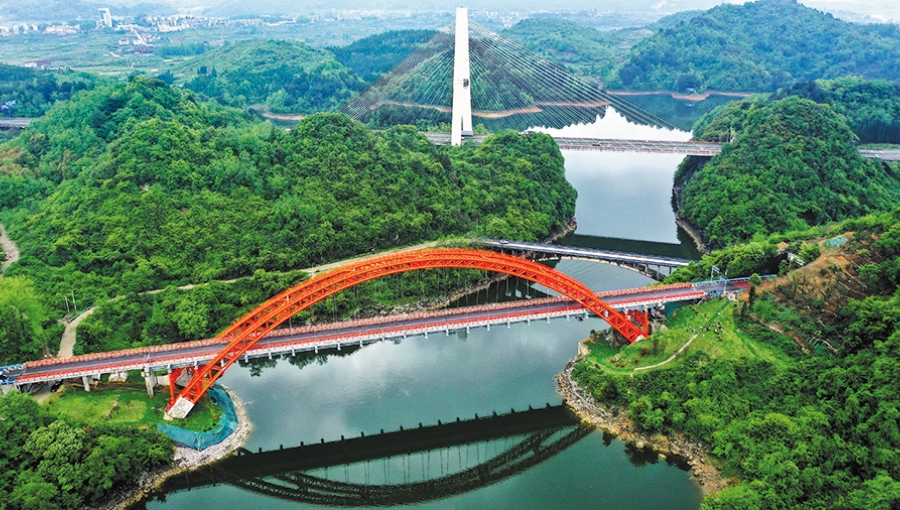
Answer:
(172, 39, 366, 114)
(607, 0, 900, 92)
(329, 30, 438, 83)
(675, 96, 900, 248)
(0, 64, 104, 118)
(499, 12, 705, 83)
(500, 19, 649, 82)
(0, 391, 173, 510)
(574, 208, 900, 509)
(774, 77, 900, 144)
(0, 76, 576, 362)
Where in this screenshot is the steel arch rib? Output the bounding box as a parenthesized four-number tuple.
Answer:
(166, 248, 645, 417)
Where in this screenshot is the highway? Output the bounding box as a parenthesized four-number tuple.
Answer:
(7, 280, 748, 387)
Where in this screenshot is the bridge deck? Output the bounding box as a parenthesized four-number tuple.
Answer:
(423, 132, 898, 160)
(0, 118, 32, 128)
(479, 238, 695, 267)
(8, 280, 748, 387)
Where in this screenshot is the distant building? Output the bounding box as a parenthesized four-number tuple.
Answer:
(98, 8, 113, 28)
(24, 60, 53, 69)
(44, 24, 79, 36)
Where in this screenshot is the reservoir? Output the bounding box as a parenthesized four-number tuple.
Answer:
(141, 107, 706, 510)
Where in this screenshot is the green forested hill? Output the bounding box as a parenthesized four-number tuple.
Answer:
(500, 19, 649, 82)
(329, 30, 438, 83)
(675, 96, 900, 248)
(608, 0, 900, 92)
(0, 77, 575, 361)
(172, 39, 366, 114)
(0, 64, 105, 118)
(774, 77, 900, 144)
(574, 208, 900, 508)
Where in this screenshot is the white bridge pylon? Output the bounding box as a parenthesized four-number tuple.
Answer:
(451, 7, 473, 146)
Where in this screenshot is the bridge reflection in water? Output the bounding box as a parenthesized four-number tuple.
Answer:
(153, 405, 592, 506)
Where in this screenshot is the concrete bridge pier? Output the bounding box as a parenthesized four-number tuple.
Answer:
(142, 368, 157, 397)
(82, 374, 99, 392)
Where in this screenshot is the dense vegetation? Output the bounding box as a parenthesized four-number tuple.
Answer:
(329, 30, 438, 83)
(774, 77, 900, 144)
(574, 209, 900, 509)
(0, 390, 173, 510)
(173, 39, 366, 114)
(608, 0, 900, 92)
(0, 276, 56, 364)
(675, 95, 900, 249)
(0, 76, 575, 360)
(0, 64, 104, 118)
(500, 18, 650, 82)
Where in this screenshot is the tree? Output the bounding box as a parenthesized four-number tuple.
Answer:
(0, 276, 49, 364)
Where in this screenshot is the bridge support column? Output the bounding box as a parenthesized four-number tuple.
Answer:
(142, 368, 156, 398)
(82, 375, 92, 392)
(450, 7, 473, 146)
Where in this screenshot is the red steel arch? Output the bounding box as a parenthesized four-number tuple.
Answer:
(166, 248, 647, 417)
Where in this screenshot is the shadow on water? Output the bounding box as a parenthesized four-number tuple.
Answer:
(237, 345, 362, 377)
(136, 404, 697, 509)
(556, 232, 701, 261)
(137, 405, 594, 508)
(623, 441, 693, 471)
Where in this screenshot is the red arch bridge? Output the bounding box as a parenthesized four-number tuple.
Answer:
(5, 249, 750, 418)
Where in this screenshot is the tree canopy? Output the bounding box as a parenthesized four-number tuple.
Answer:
(0, 391, 173, 510)
(574, 208, 900, 509)
(173, 39, 366, 114)
(774, 77, 900, 144)
(0, 64, 104, 118)
(329, 29, 438, 83)
(0, 76, 576, 355)
(676, 96, 900, 248)
(608, 0, 900, 92)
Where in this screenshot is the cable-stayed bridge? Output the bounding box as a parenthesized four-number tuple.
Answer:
(341, 8, 900, 161)
(340, 7, 678, 143)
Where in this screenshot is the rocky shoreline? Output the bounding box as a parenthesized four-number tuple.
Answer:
(555, 358, 730, 497)
(88, 385, 253, 510)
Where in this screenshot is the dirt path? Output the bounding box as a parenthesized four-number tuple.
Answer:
(58, 307, 97, 358)
(0, 223, 20, 275)
(634, 331, 700, 372)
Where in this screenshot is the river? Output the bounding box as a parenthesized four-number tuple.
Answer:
(141, 107, 707, 510)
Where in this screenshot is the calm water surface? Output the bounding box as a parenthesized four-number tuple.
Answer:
(143, 110, 704, 510)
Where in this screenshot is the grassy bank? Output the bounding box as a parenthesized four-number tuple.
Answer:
(43, 377, 219, 432)
(583, 299, 793, 374)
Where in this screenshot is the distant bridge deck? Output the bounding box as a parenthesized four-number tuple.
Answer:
(6, 120, 898, 160)
(7, 279, 749, 388)
(423, 132, 900, 160)
(0, 117, 32, 129)
(479, 238, 696, 268)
